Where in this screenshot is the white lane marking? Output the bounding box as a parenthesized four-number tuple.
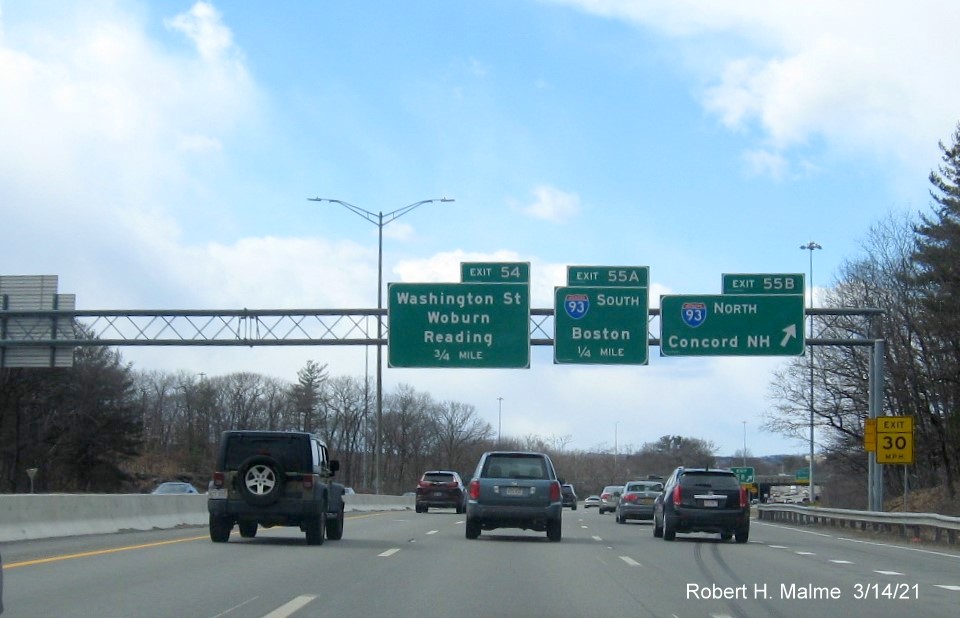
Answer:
(619, 556, 641, 567)
(211, 597, 259, 618)
(839, 536, 960, 559)
(426, 530, 438, 535)
(592, 535, 602, 541)
(768, 545, 789, 549)
(379, 548, 401, 557)
(581, 525, 589, 529)
(829, 560, 854, 564)
(874, 570, 904, 576)
(795, 551, 816, 556)
(262, 595, 317, 618)
(934, 585, 960, 591)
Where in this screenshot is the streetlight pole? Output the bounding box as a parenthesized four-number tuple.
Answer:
(742, 420, 747, 467)
(308, 197, 454, 494)
(800, 241, 822, 503)
(497, 397, 503, 446)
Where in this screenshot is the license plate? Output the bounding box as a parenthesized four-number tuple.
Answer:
(433, 491, 445, 497)
(504, 487, 525, 497)
(703, 499, 718, 508)
(639, 498, 654, 504)
(208, 488, 227, 499)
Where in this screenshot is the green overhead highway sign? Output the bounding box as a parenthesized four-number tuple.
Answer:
(461, 262, 530, 283)
(567, 265, 649, 287)
(660, 294, 805, 356)
(388, 282, 530, 368)
(554, 286, 649, 365)
(722, 273, 804, 295)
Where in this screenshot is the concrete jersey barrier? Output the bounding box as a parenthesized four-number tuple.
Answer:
(0, 493, 414, 542)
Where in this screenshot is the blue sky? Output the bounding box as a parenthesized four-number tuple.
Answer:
(2, 1, 957, 457)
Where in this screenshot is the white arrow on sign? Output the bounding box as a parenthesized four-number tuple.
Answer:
(780, 324, 797, 347)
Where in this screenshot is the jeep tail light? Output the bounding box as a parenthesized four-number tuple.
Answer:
(212, 472, 224, 489)
(469, 479, 480, 500)
(672, 484, 682, 505)
(739, 486, 748, 508)
(549, 481, 561, 502)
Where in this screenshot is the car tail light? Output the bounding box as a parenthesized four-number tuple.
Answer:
(446, 481, 458, 488)
(672, 484, 682, 505)
(601, 492, 610, 501)
(212, 472, 224, 489)
(623, 493, 637, 503)
(302, 475, 314, 489)
(549, 481, 561, 502)
(469, 479, 480, 500)
(418, 480, 432, 489)
(739, 486, 748, 508)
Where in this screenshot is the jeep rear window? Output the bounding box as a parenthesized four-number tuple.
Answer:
(224, 435, 308, 472)
(482, 455, 548, 479)
(679, 473, 740, 490)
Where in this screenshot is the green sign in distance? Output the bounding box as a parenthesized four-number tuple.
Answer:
(795, 467, 810, 482)
(567, 265, 649, 287)
(730, 466, 755, 484)
(388, 282, 530, 368)
(554, 286, 649, 365)
(722, 273, 804, 296)
(461, 262, 530, 283)
(659, 294, 805, 356)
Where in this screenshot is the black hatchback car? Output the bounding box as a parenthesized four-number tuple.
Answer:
(653, 467, 749, 543)
(416, 470, 465, 513)
(561, 483, 578, 510)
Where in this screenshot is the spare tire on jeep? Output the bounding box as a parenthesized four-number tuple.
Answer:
(237, 455, 285, 506)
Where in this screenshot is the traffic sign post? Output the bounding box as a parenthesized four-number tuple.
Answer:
(730, 466, 755, 484)
(461, 262, 530, 283)
(554, 286, 649, 365)
(876, 416, 914, 464)
(388, 282, 530, 368)
(659, 294, 805, 356)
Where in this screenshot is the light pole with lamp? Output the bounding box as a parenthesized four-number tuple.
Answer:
(497, 397, 503, 445)
(800, 241, 822, 503)
(308, 196, 454, 494)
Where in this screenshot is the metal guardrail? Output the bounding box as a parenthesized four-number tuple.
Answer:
(757, 504, 960, 545)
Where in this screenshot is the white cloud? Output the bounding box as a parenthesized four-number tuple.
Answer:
(549, 0, 960, 177)
(519, 185, 581, 222)
(164, 2, 237, 63)
(743, 148, 787, 179)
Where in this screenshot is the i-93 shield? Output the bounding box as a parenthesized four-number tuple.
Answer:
(681, 302, 707, 328)
(564, 293, 590, 319)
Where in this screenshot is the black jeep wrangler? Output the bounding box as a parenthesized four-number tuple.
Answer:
(207, 430, 346, 545)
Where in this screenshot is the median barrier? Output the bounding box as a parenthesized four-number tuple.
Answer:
(0, 493, 415, 542)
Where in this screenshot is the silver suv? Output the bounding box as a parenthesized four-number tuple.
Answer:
(207, 430, 346, 545)
(465, 451, 563, 541)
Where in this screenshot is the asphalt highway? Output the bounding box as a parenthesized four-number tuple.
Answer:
(3, 506, 959, 617)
